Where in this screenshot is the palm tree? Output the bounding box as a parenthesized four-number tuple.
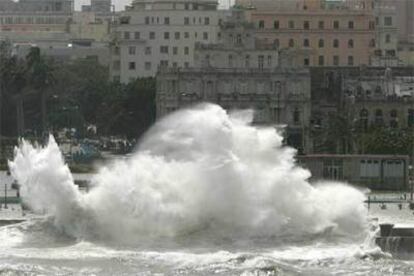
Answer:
(26, 47, 55, 136)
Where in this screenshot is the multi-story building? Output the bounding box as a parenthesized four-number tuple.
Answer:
(156, 10, 312, 153)
(371, 0, 399, 66)
(342, 67, 414, 130)
(0, 0, 73, 39)
(110, 0, 225, 83)
(236, 0, 377, 67)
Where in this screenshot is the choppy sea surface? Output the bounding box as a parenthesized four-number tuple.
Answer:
(2, 105, 414, 275)
(0, 200, 413, 276)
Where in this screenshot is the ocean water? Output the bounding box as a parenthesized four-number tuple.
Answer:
(1, 104, 413, 275)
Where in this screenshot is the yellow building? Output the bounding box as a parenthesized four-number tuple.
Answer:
(237, 0, 376, 67)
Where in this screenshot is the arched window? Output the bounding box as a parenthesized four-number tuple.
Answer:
(236, 34, 242, 45)
(289, 39, 295, 47)
(333, 39, 339, 48)
(303, 38, 310, 47)
(375, 109, 384, 126)
(360, 109, 369, 130)
(348, 39, 354, 48)
(390, 109, 398, 128)
(293, 108, 300, 125)
(318, 39, 324, 48)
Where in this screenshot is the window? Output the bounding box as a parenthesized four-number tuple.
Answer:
(184, 32, 189, 38)
(333, 55, 339, 66)
(303, 38, 310, 47)
(173, 46, 178, 55)
(145, 47, 151, 55)
(128, 46, 136, 55)
(273, 39, 280, 47)
(134, 32, 140, 39)
(185, 3, 189, 10)
(124, 31, 130, 39)
(164, 32, 170, 39)
(348, 56, 354, 66)
(304, 21, 310, 30)
(333, 20, 339, 29)
(160, 60, 168, 68)
(369, 21, 375, 30)
(128, 62, 136, 70)
(113, 60, 120, 70)
(333, 39, 339, 48)
(204, 17, 210, 25)
(145, 17, 149, 24)
(184, 17, 189, 25)
(164, 17, 170, 25)
(384, 16, 392, 26)
(289, 39, 295, 47)
(370, 39, 376, 47)
(259, 20, 265, 29)
(149, 32, 155, 39)
(348, 21, 354, 29)
(319, 39, 324, 48)
(175, 32, 180, 39)
(318, 21, 324, 29)
(184, 62, 189, 68)
(160, 46, 169, 53)
(114, 46, 120, 55)
(203, 32, 208, 40)
(145, 62, 151, 70)
(293, 108, 300, 124)
(274, 20, 279, 29)
(304, 58, 309, 66)
(267, 55, 272, 66)
(228, 54, 233, 67)
(258, 55, 264, 69)
(318, 55, 324, 66)
(245, 55, 250, 67)
(184, 47, 189, 55)
(288, 20, 295, 29)
(348, 39, 354, 48)
(385, 34, 391, 43)
(390, 109, 398, 128)
(359, 109, 369, 130)
(236, 34, 242, 44)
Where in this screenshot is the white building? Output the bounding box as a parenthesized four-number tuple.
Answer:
(110, 0, 226, 83)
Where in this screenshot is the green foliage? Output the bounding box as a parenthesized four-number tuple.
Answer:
(1, 45, 156, 140)
(359, 127, 413, 155)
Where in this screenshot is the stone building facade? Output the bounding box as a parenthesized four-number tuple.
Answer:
(342, 68, 414, 130)
(236, 0, 377, 67)
(156, 68, 311, 153)
(156, 9, 312, 153)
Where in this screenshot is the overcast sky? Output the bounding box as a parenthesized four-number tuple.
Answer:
(75, 0, 133, 11)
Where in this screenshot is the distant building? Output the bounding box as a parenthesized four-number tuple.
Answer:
(109, 0, 226, 82)
(236, 0, 377, 67)
(156, 10, 312, 153)
(342, 67, 414, 130)
(371, 0, 399, 66)
(0, 0, 74, 39)
(298, 154, 409, 190)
